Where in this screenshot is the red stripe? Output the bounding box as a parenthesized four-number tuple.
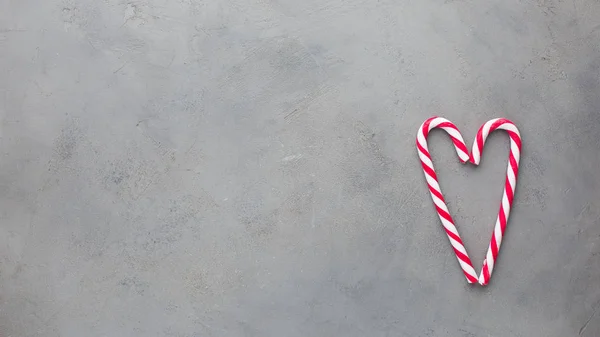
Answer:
(475, 128, 485, 163)
(505, 178, 514, 205)
(464, 273, 478, 283)
(490, 119, 506, 132)
(490, 231, 499, 260)
(509, 153, 519, 179)
(421, 161, 438, 181)
(416, 140, 431, 160)
(428, 184, 445, 203)
(482, 261, 490, 284)
(437, 122, 456, 129)
(509, 132, 522, 149)
(443, 225, 462, 245)
(422, 117, 436, 138)
(498, 203, 507, 232)
(434, 205, 454, 226)
(449, 136, 469, 158)
(454, 254, 477, 282)
(432, 207, 466, 249)
(451, 246, 472, 265)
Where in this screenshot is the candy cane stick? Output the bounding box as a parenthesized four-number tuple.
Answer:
(416, 117, 478, 284)
(470, 118, 521, 286)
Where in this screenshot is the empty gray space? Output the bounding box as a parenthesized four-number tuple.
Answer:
(1, 0, 599, 336)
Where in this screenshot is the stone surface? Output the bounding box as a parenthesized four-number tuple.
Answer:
(1, 0, 599, 336)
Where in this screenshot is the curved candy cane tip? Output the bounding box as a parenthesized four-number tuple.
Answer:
(417, 116, 444, 143)
(469, 150, 481, 165)
(458, 152, 470, 164)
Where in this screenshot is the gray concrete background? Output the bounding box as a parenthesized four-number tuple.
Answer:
(1, 0, 599, 336)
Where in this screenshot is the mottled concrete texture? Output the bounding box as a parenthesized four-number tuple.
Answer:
(1, 0, 600, 336)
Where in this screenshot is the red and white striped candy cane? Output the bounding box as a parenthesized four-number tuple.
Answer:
(416, 117, 521, 286)
(416, 117, 478, 284)
(470, 118, 521, 285)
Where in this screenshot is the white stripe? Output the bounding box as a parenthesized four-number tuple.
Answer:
(500, 123, 520, 136)
(419, 153, 434, 170)
(441, 126, 464, 142)
(485, 248, 495, 273)
(507, 165, 516, 186)
(424, 173, 440, 191)
(485, 118, 501, 128)
(440, 218, 459, 237)
(481, 120, 495, 140)
(431, 192, 448, 209)
(448, 236, 468, 255)
(458, 260, 478, 280)
(502, 194, 510, 216)
(431, 193, 449, 213)
(502, 201, 511, 222)
(456, 149, 470, 163)
(494, 219, 503, 247)
(510, 141, 521, 163)
(471, 144, 481, 165)
(416, 129, 427, 148)
(427, 117, 447, 129)
(479, 269, 488, 284)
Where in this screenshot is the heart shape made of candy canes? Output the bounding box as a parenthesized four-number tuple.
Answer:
(416, 117, 521, 286)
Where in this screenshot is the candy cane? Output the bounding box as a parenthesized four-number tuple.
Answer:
(416, 117, 478, 284)
(416, 117, 521, 286)
(470, 118, 521, 285)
